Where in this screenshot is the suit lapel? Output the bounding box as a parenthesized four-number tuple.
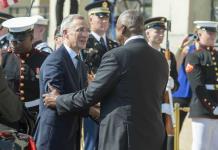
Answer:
(61, 46, 80, 88)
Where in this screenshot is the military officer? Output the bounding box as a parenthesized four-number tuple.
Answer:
(144, 17, 179, 92)
(185, 21, 218, 150)
(81, 0, 119, 74)
(144, 17, 179, 150)
(80, 1, 119, 150)
(32, 15, 53, 53)
(1, 17, 49, 134)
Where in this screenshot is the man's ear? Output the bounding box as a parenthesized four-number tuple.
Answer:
(121, 25, 127, 35)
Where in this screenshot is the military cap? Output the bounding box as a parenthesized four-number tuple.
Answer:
(85, 0, 111, 17)
(194, 21, 218, 32)
(2, 17, 38, 42)
(31, 15, 48, 25)
(0, 12, 13, 25)
(144, 17, 167, 30)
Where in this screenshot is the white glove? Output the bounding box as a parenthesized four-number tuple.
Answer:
(213, 107, 218, 115)
(161, 103, 171, 115)
(166, 76, 174, 91)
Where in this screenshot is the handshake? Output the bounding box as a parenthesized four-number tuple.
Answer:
(166, 76, 174, 91)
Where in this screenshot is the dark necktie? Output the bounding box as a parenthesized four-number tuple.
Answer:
(75, 55, 82, 72)
(75, 55, 83, 87)
(100, 37, 107, 50)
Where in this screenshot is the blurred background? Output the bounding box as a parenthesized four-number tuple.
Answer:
(1, 0, 217, 54)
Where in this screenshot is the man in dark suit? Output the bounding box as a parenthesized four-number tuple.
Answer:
(44, 10, 169, 150)
(34, 14, 89, 150)
(80, 1, 119, 150)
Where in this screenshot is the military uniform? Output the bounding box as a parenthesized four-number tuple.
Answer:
(33, 40, 53, 53)
(160, 48, 179, 91)
(81, 33, 119, 74)
(32, 15, 53, 54)
(1, 16, 49, 134)
(185, 21, 218, 150)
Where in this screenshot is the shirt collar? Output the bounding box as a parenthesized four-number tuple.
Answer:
(64, 44, 77, 61)
(124, 35, 144, 45)
(91, 31, 107, 43)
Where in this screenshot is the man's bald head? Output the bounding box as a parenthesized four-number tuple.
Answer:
(116, 10, 144, 44)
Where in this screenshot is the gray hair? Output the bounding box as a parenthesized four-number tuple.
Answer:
(117, 10, 144, 35)
(60, 14, 84, 35)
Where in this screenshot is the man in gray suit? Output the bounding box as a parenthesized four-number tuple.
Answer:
(44, 10, 168, 150)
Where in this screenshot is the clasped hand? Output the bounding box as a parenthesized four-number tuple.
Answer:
(43, 83, 60, 108)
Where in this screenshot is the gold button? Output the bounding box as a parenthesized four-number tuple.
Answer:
(26, 53, 30, 57)
(211, 51, 214, 55)
(212, 57, 215, 60)
(20, 90, 24, 94)
(208, 102, 211, 106)
(214, 62, 217, 65)
(20, 75, 24, 79)
(216, 84, 218, 89)
(216, 73, 218, 76)
(20, 67, 25, 71)
(215, 67, 218, 71)
(213, 106, 216, 109)
(21, 60, 25, 64)
(204, 99, 207, 102)
(20, 83, 24, 87)
(206, 64, 210, 67)
(20, 97, 25, 101)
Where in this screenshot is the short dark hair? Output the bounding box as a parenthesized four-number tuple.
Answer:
(117, 10, 144, 36)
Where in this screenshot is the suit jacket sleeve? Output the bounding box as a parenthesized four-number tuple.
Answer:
(42, 56, 64, 93)
(56, 52, 120, 115)
(0, 66, 22, 122)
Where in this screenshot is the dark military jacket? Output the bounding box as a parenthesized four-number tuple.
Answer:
(81, 33, 119, 74)
(2, 49, 48, 102)
(1, 49, 48, 133)
(185, 47, 218, 118)
(161, 48, 179, 91)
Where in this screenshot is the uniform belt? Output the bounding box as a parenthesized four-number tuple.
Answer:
(24, 99, 40, 108)
(205, 84, 218, 90)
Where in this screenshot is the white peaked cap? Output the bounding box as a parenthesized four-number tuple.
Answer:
(31, 15, 48, 25)
(2, 17, 38, 33)
(194, 21, 218, 29)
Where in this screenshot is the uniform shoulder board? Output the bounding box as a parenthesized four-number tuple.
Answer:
(35, 42, 53, 53)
